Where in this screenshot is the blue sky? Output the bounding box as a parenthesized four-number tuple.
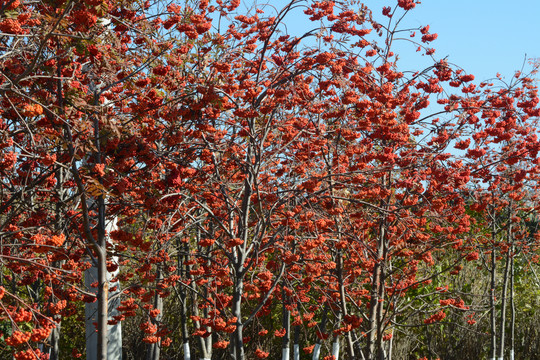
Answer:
(401, 0, 540, 81)
(274, 0, 540, 82)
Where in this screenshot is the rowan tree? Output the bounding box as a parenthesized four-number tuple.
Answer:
(0, 0, 194, 358)
(2, 1, 540, 360)
(459, 68, 540, 360)
(285, 6, 481, 360)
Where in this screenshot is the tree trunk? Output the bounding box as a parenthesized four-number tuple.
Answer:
(190, 226, 212, 360)
(331, 311, 341, 360)
(84, 218, 122, 360)
(312, 305, 328, 360)
(49, 325, 61, 360)
(332, 341, 340, 360)
(498, 220, 513, 360)
(191, 287, 212, 360)
(146, 269, 163, 360)
(510, 243, 515, 360)
(84, 253, 111, 360)
(387, 329, 393, 360)
(93, 78, 109, 360)
(336, 250, 355, 359)
(293, 321, 300, 360)
(368, 222, 387, 360)
(489, 209, 497, 360)
(367, 263, 381, 359)
(96, 241, 109, 360)
(179, 258, 190, 360)
(48, 167, 68, 359)
(231, 275, 245, 360)
(282, 291, 291, 360)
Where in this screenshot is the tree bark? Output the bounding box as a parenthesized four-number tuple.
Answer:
(293, 323, 300, 360)
(231, 275, 245, 360)
(510, 242, 515, 360)
(97, 247, 109, 360)
(489, 207, 497, 360)
(498, 219, 512, 360)
(337, 249, 355, 359)
(312, 305, 328, 360)
(368, 222, 387, 360)
(191, 226, 213, 360)
(48, 167, 68, 360)
(178, 249, 191, 360)
(331, 312, 342, 360)
(282, 289, 291, 360)
(146, 269, 163, 360)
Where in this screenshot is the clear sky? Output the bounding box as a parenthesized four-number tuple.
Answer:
(275, 0, 540, 82)
(389, 0, 540, 81)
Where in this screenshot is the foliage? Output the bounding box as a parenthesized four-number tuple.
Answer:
(1, 0, 540, 359)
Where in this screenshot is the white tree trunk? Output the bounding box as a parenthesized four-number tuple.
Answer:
(282, 347, 290, 360)
(312, 344, 321, 360)
(332, 341, 340, 360)
(85, 217, 122, 360)
(182, 342, 190, 360)
(293, 344, 300, 360)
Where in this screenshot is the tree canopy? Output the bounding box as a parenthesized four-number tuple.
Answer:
(1, 0, 540, 359)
